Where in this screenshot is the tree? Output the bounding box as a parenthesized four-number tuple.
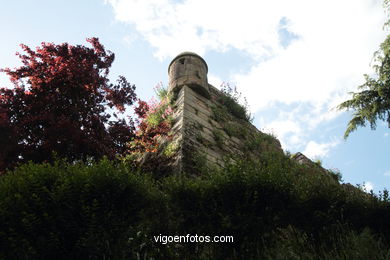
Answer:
(338, 1, 390, 138)
(0, 38, 137, 172)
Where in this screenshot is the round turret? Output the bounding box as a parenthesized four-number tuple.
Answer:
(168, 52, 209, 98)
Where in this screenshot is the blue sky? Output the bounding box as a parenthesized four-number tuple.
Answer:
(0, 0, 389, 192)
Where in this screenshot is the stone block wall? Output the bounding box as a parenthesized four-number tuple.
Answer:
(167, 52, 283, 174)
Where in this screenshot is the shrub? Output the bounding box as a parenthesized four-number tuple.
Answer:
(0, 159, 162, 259)
(0, 154, 389, 259)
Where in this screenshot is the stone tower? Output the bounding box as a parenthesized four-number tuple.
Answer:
(166, 52, 282, 174)
(168, 52, 209, 98)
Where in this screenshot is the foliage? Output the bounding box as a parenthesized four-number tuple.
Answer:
(262, 225, 390, 260)
(212, 129, 225, 149)
(210, 104, 228, 122)
(130, 83, 173, 153)
(1, 153, 389, 259)
(217, 83, 253, 122)
(0, 159, 164, 259)
(313, 158, 322, 166)
(328, 168, 343, 183)
(163, 142, 179, 157)
(0, 38, 137, 172)
(337, 2, 390, 138)
(245, 132, 279, 152)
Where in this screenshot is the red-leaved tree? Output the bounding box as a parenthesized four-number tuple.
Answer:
(0, 38, 137, 172)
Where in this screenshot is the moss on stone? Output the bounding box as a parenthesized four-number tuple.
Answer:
(212, 129, 225, 149)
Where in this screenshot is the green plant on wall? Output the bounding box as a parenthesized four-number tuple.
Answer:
(222, 122, 247, 139)
(209, 83, 253, 144)
(210, 104, 228, 123)
(129, 83, 174, 154)
(212, 129, 225, 149)
(196, 133, 213, 148)
(163, 142, 179, 157)
(218, 83, 253, 122)
(145, 84, 174, 128)
(245, 132, 278, 152)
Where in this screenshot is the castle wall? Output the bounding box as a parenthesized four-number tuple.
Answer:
(171, 77, 282, 173)
(148, 52, 335, 179)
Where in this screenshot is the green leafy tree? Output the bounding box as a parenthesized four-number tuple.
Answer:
(338, 1, 390, 138)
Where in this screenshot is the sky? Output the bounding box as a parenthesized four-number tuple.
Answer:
(0, 0, 389, 193)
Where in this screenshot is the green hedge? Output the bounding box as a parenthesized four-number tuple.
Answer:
(0, 160, 163, 259)
(0, 156, 389, 259)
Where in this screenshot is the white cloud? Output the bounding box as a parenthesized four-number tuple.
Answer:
(384, 170, 390, 176)
(385, 133, 390, 138)
(261, 119, 303, 150)
(107, 0, 387, 153)
(208, 73, 223, 89)
(303, 140, 339, 159)
(107, 0, 287, 60)
(257, 102, 343, 151)
(363, 182, 374, 192)
(264, 120, 302, 139)
(107, 0, 386, 61)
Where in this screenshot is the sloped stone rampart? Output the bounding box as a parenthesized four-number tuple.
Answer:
(167, 52, 283, 173)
